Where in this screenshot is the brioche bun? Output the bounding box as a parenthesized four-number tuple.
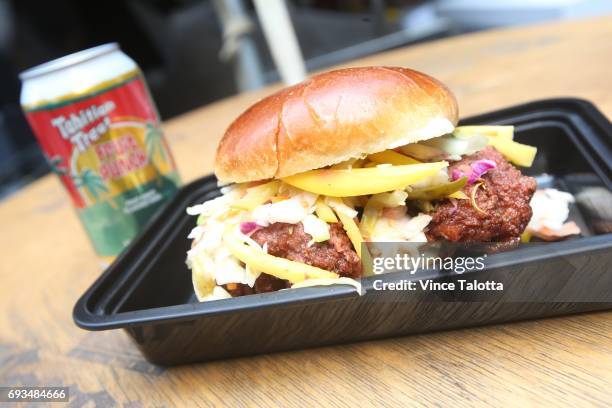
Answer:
(215, 66, 458, 183)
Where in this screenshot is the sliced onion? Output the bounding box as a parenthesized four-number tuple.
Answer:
(471, 159, 497, 181)
(451, 168, 464, 182)
(451, 159, 497, 184)
(239, 221, 261, 235)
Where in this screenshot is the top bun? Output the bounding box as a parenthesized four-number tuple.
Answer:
(215, 66, 458, 183)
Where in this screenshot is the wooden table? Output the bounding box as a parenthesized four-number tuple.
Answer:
(2, 16, 612, 406)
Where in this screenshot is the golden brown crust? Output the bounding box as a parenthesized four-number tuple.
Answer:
(214, 87, 290, 182)
(214, 67, 458, 183)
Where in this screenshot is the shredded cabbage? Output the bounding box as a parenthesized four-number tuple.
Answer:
(187, 226, 204, 240)
(370, 211, 432, 243)
(252, 197, 309, 225)
(302, 214, 331, 244)
(186, 187, 258, 298)
(213, 247, 259, 286)
(186, 191, 238, 217)
(325, 197, 358, 218)
(528, 188, 575, 231)
(368, 190, 408, 208)
(232, 180, 280, 210)
(190, 250, 216, 299)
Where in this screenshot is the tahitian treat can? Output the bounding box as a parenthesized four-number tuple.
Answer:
(20, 43, 181, 258)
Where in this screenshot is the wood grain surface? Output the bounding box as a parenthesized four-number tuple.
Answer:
(1, 15, 612, 407)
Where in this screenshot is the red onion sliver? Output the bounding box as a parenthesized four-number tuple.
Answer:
(239, 222, 260, 235)
(451, 160, 496, 184)
(469, 159, 497, 183)
(451, 168, 463, 181)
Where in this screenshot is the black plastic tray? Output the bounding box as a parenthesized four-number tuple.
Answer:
(74, 98, 612, 365)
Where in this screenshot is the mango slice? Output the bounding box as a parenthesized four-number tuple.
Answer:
(315, 197, 338, 223)
(453, 125, 536, 167)
(325, 197, 368, 260)
(486, 137, 537, 167)
(282, 162, 448, 197)
(231, 180, 280, 210)
(448, 190, 469, 199)
(454, 125, 514, 140)
(359, 204, 379, 241)
(223, 228, 337, 282)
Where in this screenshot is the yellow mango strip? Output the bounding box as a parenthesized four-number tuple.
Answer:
(314, 198, 338, 223)
(454, 125, 514, 140)
(448, 190, 469, 199)
(282, 162, 448, 197)
(223, 228, 337, 283)
(337, 211, 364, 259)
(231, 180, 280, 210)
(327, 198, 365, 259)
(368, 150, 421, 165)
(452, 125, 536, 166)
(328, 198, 374, 276)
(520, 230, 532, 243)
(360, 202, 380, 240)
(486, 137, 537, 167)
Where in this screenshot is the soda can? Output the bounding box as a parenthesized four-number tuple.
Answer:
(20, 43, 181, 259)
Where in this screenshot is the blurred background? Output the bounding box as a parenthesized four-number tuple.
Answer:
(1, 0, 611, 199)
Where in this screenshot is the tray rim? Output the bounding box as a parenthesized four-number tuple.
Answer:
(73, 97, 612, 331)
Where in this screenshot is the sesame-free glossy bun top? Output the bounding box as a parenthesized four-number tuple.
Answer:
(215, 66, 458, 183)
